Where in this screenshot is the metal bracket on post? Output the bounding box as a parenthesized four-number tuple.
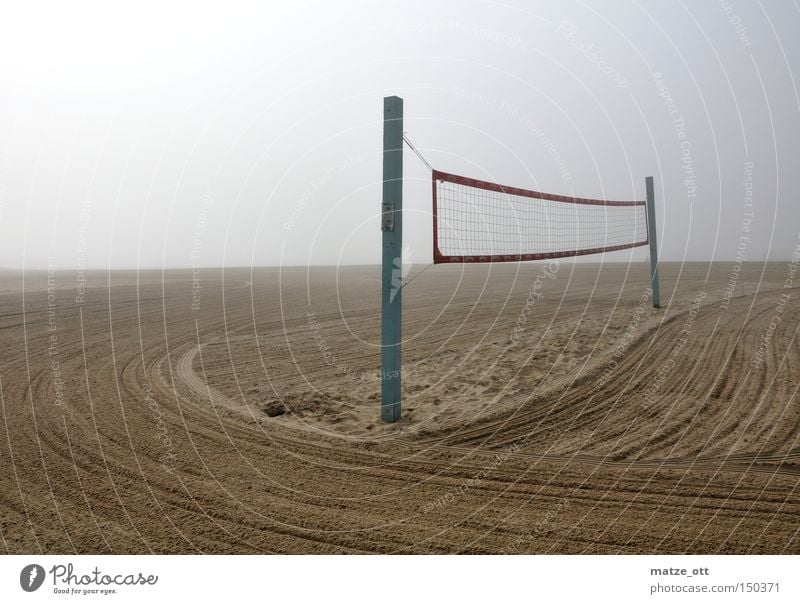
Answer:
(646, 176, 661, 308)
(381, 96, 403, 422)
(381, 201, 395, 232)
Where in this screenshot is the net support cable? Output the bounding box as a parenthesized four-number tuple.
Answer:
(401, 133, 649, 265)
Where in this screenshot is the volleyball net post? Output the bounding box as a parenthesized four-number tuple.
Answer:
(380, 95, 403, 423)
(645, 176, 661, 308)
(379, 95, 662, 421)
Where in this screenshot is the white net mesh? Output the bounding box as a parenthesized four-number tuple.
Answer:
(433, 171, 649, 262)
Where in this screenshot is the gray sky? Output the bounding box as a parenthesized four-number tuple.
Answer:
(1, 0, 798, 269)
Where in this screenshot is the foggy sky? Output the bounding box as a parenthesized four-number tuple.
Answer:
(1, 0, 798, 269)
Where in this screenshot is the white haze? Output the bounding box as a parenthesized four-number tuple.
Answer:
(0, 0, 798, 269)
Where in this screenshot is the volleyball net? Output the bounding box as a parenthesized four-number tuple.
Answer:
(432, 169, 649, 264)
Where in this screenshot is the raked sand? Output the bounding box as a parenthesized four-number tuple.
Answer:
(0, 262, 797, 553)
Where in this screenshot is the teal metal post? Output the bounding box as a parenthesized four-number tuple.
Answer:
(381, 96, 403, 422)
(645, 176, 661, 308)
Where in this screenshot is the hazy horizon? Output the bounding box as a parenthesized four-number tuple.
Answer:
(2, 258, 794, 273)
(2, 1, 799, 269)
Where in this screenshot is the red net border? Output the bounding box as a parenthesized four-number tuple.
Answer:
(432, 170, 650, 264)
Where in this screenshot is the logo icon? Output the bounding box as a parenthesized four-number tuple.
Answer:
(20, 564, 45, 592)
(389, 245, 414, 303)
